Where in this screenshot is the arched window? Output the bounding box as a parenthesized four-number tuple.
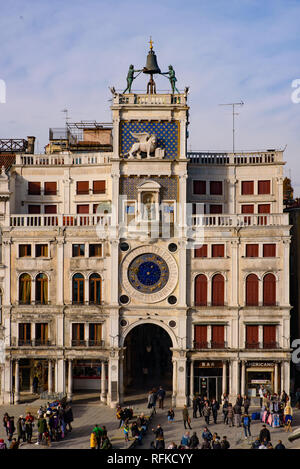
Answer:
(263, 273, 276, 306)
(19, 273, 31, 304)
(194, 274, 207, 306)
(36, 273, 48, 304)
(72, 273, 84, 304)
(246, 274, 259, 306)
(89, 273, 102, 304)
(211, 274, 224, 306)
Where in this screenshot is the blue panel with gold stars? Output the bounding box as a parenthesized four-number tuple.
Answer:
(120, 120, 179, 159)
(128, 253, 169, 294)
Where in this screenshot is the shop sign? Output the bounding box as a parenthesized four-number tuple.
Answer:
(247, 362, 275, 367)
(251, 380, 270, 384)
(197, 361, 223, 368)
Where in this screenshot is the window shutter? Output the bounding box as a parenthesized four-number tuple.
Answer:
(44, 205, 57, 214)
(263, 325, 276, 347)
(77, 204, 89, 214)
(28, 181, 41, 195)
(246, 244, 259, 257)
(93, 180, 106, 194)
(258, 204, 270, 213)
(209, 205, 222, 214)
(194, 325, 207, 347)
(246, 325, 259, 347)
(44, 182, 57, 195)
(212, 325, 224, 346)
(195, 244, 207, 258)
(195, 274, 207, 306)
(263, 244, 276, 257)
(212, 244, 224, 257)
(246, 274, 259, 306)
(212, 274, 224, 306)
(210, 181, 222, 195)
(258, 180, 271, 194)
(242, 205, 254, 214)
(28, 205, 41, 214)
(241, 181, 254, 195)
(76, 181, 89, 194)
(263, 274, 276, 306)
(193, 180, 206, 195)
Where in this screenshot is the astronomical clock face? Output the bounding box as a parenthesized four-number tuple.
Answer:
(128, 253, 169, 294)
(122, 246, 178, 304)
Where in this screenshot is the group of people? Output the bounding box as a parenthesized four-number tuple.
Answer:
(250, 425, 286, 449)
(1, 401, 74, 449)
(116, 407, 150, 446)
(90, 424, 112, 449)
(258, 387, 293, 431)
(147, 387, 166, 412)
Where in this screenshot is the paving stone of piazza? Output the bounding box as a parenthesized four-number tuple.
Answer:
(1, 391, 300, 450)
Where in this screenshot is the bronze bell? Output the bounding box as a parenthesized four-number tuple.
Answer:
(144, 50, 161, 74)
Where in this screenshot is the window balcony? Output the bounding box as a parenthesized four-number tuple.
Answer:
(16, 339, 53, 347)
(71, 339, 105, 347)
(193, 341, 228, 350)
(245, 342, 280, 349)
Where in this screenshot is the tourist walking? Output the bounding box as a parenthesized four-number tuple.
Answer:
(241, 412, 251, 438)
(3, 413, 10, 437)
(203, 401, 211, 425)
(222, 400, 229, 424)
(167, 408, 175, 422)
(227, 404, 234, 427)
(211, 399, 219, 424)
(243, 395, 251, 414)
(157, 386, 166, 409)
(182, 405, 192, 429)
(233, 401, 242, 427)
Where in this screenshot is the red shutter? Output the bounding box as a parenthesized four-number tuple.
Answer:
(212, 244, 224, 257)
(263, 274, 276, 306)
(28, 181, 41, 195)
(44, 205, 57, 214)
(193, 180, 206, 195)
(258, 204, 270, 213)
(93, 180, 106, 194)
(209, 205, 222, 214)
(44, 182, 57, 195)
(76, 181, 89, 195)
(195, 245, 207, 258)
(77, 205, 89, 214)
(246, 244, 259, 257)
(212, 325, 224, 347)
(195, 274, 207, 306)
(246, 325, 259, 348)
(258, 180, 271, 195)
(28, 205, 41, 214)
(210, 181, 222, 195)
(263, 244, 276, 257)
(246, 274, 259, 306)
(212, 274, 224, 306)
(241, 181, 254, 195)
(263, 325, 276, 348)
(242, 205, 254, 213)
(194, 325, 207, 348)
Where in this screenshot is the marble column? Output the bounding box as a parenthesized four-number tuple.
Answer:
(274, 362, 279, 394)
(67, 359, 73, 399)
(119, 357, 124, 405)
(101, 361, 107, 403)
(48, 360, 53, 394)
(241, 361, 246, 397)
(222, 361, 227, 395)
(15, 360, 20, 404)
(172, 359, 177, 407)
(189, 360, 194, 404)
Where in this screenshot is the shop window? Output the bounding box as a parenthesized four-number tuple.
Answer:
(72, 244, 85, 257)
(72, 274, 84, 304)
(211, 274, 224, 306)
(210, 181, 222, 195)
(36, 273, 48, 304)
(44, 182, 57, 196)
(19, 273, 31, 304)
(89, 274, 102, 304)
(258, 180, 271, 195)
(241, 181, 254, 195)
(263, 273, 276, 306)
(18, 323, 31, 346)
(194, 325, 208, 349)
(263, 244, 276, 257)
(19, 244, 31, 257)
(93, 180, 106, 194)
(194, 244, 207, 258)
(36, 244, 48, 257)
(246, 274, 259, 306)
(194, 274, 207, 306)
(246, 244, 259, 257)
(193, 180, 206, 195)
(89, 244, 102, 257)
(212, 244, 224, 257)
(28, 181, 41, 195)
(89, 324, 103, 346)
(246, 325, 259, 349)
(72, 323, 85, 346)
(76, 181, 89, 195)
(211, 325, 225, 348)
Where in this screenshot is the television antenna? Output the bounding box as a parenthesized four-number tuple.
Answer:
(219, 101, 244, 153)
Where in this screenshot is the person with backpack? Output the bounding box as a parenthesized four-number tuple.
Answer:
(241, 412, 251, 438)
(211, 399, 219, 424)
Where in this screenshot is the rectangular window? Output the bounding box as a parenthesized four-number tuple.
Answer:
(246, 325, 259, 348)
(35, 323, 48, 345)
(76, 181, 89, 195)
(89, 244, 102, 257)
(210, 181, 223, 195)
(19, 244, 31, 257)
(241, 205, 254, 214)
(246, 244, 259, 257)
(19, 323, 31, 345)
(72, 244, 85, 257)
(263, 244, 276, 257)
(194, 325, 208, 349)
(77, 204, 89, 214)
(193, 180, 206, 195)
(72, 323, 85, 346)
(44, 182, 57, 196)
(212, 244, 224, 257)
(89, 324, 102, 346)
(36, 244, 48, 257)
(28, 181, 41, 195)
(93, 204, 99, 214)
(241, 181, 254, 195)
(258, 204, 270, 213)
(258, 180, 271, 195)
(44, 205, 57, 214)
(28, 205, 41, 214)
(209, 204, 222, 214)
(93, 180, 106, 194)
(211, 325, 225, 348)
(194, 244, 207, 258)
(263, 325, 276, 348)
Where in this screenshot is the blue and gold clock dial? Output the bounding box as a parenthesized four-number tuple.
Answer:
(128, 253, 169, 294)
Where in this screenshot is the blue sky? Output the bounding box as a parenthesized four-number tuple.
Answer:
(1, 0, 300, 193)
